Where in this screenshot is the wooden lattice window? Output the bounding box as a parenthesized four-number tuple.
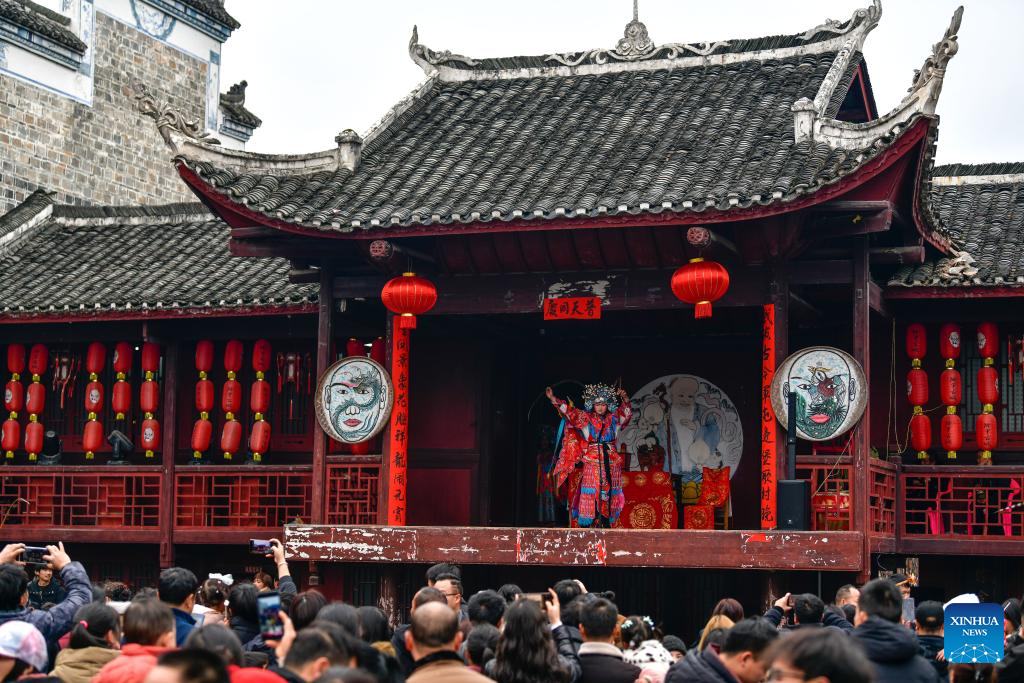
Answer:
(962, 340, 1024, 434)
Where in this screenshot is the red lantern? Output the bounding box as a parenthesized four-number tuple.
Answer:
(907, 368, 929, 406)
(370, 338, 386, 365)
(977, 366, 999, 409)
(2, 419, 19, 458)
(249, 420, 271, 459)
(250, 380, 270, 414)
(670, 258, 730, 319)
(141, 419, 160, 458)
(381, 272, 438, 328)
(4, 381, 23, 414)
(195, 341, 214, 375)
(141, 343, 161, 377)
(24, 422, 43, 460)
(224, 340, 244, 374)
(978, 323, 999, 361)
(976, 412, 998, 455)
(7, 345, 25, 375)
(939, 369, 962, 406)
(252, 340, 272, 375)
(220, 420, 242, 460)
(112, 342, 132, 377)
(112, 381, 131, 420)
(346, 338, 364, 357)
(191, 419, 212, 458)
(83, 420, 103, 459)
(85, 381, 104, 413)
(939, 324, 962, 363)
(27, 345, 47, 380)
(25, 383, 44, 415)
(905, 324, 927, 364)
(195, 380, 214, 414)
(140, 380, 159, 415)
(941, 413, 963, 457)
(222, 379, 241, 416)
(85, 342, 106, 377)
(910, 413, 931, 459)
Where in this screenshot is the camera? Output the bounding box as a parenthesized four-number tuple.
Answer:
(249, 539, 273, 554)
(22, 546, 48, 566)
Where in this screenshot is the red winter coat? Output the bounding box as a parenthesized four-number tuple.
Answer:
(93, 644, 172, 683)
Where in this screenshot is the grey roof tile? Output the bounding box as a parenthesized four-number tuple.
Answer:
(0, 0, 86, 53)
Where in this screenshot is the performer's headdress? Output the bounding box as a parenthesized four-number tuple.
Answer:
(583, 383, 619, 411)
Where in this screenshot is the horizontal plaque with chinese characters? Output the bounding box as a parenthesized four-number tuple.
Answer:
(543, 296, 601, 320)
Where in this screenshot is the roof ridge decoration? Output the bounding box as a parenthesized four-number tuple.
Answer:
(793, 4, 962, 151)
(134, 80, 221, 153)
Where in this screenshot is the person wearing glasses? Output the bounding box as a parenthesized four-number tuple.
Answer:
(764, 628, 873, 683)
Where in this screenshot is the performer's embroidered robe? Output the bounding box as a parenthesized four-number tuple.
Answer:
(552, 399, 632, 526)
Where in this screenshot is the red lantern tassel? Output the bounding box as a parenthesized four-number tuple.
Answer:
(397, 313, 417, 329)
(695, 302, 712, 319)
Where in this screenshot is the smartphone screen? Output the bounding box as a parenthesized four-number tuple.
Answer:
(249, 539, 272, 555)
(257, 591, 283, 639)
(902, 597, 916, 624)
(22, 547, 47, 565)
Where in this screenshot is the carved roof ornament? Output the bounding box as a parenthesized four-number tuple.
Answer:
(801, 0, 882, 40)
(408, 25, 479, 68)
(909, 5, 963, 93)
(133, 80, 220, 152)
(222, 80, 247, 106)
(546, 0, 728, 67)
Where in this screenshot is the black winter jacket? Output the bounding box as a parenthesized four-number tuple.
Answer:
(762, 606, 854, 634)
(917, 634, 947, 681)
(665, 646, 738, 683)
(852, 617, 939, 683)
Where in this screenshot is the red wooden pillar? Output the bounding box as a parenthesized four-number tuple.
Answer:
(377, 316, 394, 525)
(761, 303, 777, 529)
(159, 340, 178, 568)
(769, 263, 789, 521)
(311, 268, 334, 525)
(386, 326, 410, 525)
(852, 239, 871, 582)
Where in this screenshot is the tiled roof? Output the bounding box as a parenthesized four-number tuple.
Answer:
(0, 194, 317, 318)
(181, 0, 238, 30)
(219, 81, 261, 129)
(169, 0, 956, 235)
(0, 0, 87, 53)
(888, 163, 1024, 288)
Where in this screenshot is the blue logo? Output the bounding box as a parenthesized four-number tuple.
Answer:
(945, 603, 1004, 663)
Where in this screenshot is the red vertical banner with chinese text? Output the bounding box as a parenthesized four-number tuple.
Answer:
(387, 327, 410, 525)
(761, 304, 777, 529)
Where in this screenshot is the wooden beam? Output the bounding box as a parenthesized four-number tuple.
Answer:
(284, 525, 864, 571)
(788, 261, 853, 285)
(311, 268, 334, 524)
(159, 341, 179, 568)
(886, 286, 1024, 300)
(808, 204, 893, 240)
(852, 238, 871, 581)
(868, 282, 889, 317)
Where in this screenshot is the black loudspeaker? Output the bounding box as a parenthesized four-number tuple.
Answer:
(777, 479, 811, 530)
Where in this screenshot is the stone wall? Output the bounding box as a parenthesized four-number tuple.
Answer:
(0, 11, 205, 213)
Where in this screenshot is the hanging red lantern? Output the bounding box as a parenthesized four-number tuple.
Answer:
(346, 338, 364, 357)
(222, 379, 241, 417)
(140, 418, 160, 458)
(910, 413, 932, 460)
(939, 324, 962, 364)
(978, 323, 1000, 362)
(252, 340, 272, 375)
(4, 381, 23, 415)
(85, 342, 106, 376)
(250, 380, 270, 414)
(111, 342, 132, 419)
(381, 272, 438, 328)
(27, 345, 47, 381)
(85, 381, 104, 413)
(224, 340, 244, 374)
(670, 258, 730, 319)
(24, 422, 43, 461)
(906, 323, 927, 366)
(111, 382, 131, 420)
(112, 342, 132, 376)
(220, 420, 242, 460)
(941, 413, 963, 459)
(370, 338, 386, 365)
(1, 419, 19, 459)
(195, 341, 214, 376)
(141, 343, 161, 377)
(907, 368, 929, 406)
(939, 369, 962, 406)
(83, 420, 103, 459)
(140, 380, 159, 415)
(191, 419, 212, 459)
(977, 366, 999, 410)
(249, 420, 271, 460)
(7, 345, 25, 376)
(976, 413, 998, 459)
(25, 383, 44, 415)
(195, 380, 214, 414)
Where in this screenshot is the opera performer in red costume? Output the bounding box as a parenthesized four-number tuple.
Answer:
(546, 383, 632, 527)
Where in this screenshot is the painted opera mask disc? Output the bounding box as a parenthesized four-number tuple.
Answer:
(314, 357, 394, 444)
(615, 374, 743, 479)
(771, 346, 867, 442)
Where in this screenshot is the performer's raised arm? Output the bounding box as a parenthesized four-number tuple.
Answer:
(615, 387, 633, 426)
(546, 386, 589, 429)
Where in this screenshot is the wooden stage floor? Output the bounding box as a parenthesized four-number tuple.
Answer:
(284, 525, 864, 571)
